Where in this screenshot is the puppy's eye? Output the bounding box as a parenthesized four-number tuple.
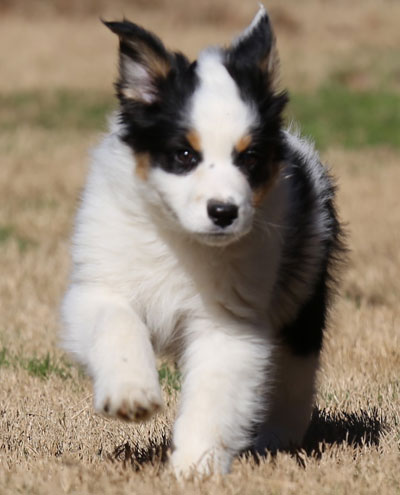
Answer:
(175, 149, 199, 167)
(239, 150, 260, 169)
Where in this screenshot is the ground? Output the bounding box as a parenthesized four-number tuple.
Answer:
(0, 1, 399, 493)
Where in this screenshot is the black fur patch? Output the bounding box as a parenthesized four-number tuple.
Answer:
(104, 20, 171, 73)
(230, 99, 288, 189)
(106, 20, 200, 175)
(224, 20, 288, 189)
(119, 55, 199, 174)
(227, 11, 274, 72)
(276, 143, 345, 356)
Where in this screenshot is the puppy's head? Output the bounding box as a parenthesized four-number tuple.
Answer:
(105, 6, 288, 246)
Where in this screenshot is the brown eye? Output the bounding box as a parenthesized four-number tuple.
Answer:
(175, 149, 199, 167)
(239, 150, 259, 169)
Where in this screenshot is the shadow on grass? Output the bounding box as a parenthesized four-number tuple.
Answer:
(107, 406, 386, 470)
(303, 406, 385, 455)
(247, 406, 387, 467)
(108, 433, 171, 471)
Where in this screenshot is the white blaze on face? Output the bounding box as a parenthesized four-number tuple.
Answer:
(191, 50, 255, 159)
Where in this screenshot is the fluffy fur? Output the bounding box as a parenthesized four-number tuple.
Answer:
(61, 6, 344, 477)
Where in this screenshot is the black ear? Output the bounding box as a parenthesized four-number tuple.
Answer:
(103, 19, 173, 104)
(227, 6, 280, 89)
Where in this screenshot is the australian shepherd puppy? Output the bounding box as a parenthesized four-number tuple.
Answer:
(61, 6, 343, 476)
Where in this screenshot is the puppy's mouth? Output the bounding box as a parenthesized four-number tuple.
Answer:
(193, 230, 244, 247)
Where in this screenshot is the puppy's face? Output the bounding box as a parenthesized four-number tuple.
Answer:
(105, 7, 287, 246)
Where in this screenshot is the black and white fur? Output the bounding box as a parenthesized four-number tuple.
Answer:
(61, 6, 343, 476)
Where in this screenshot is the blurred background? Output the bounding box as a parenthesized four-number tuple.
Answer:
(1, 0, 399, 147)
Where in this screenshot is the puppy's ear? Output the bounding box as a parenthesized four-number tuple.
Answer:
(227, 6, 280, 89)
(104, 20, 172, 104)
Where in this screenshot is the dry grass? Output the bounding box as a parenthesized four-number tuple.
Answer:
(1, 1, 400, 493)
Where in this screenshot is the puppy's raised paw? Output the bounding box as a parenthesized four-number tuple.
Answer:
(95, 379, 162, 422)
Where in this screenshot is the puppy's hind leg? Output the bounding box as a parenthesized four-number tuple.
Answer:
(62, 284, 162, 421)
(254, 347, 319, 453)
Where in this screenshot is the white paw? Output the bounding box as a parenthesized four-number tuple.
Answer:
(94, 375, 162, 422)
(170, 446, 231, 478)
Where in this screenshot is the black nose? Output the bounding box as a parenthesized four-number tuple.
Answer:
(207, 200, 238, 228)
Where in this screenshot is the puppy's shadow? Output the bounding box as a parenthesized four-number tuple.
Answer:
(302, 406, 386, 457)
(108, 407, 386, 470)
(108, 433, 171, 471)
(247, 406, 386, 465)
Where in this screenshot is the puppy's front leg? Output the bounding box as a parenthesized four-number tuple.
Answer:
(62, 285, 162, 421)
(171, 320, 272, 476)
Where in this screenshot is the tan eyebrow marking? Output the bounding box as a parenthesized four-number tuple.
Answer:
(134, 152, 150, 180)
(235, 134, 252, 153)
(252, 162, 282, 207)
(186, 130, 202, 152)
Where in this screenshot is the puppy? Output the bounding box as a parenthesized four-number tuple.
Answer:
(61, 6, 344, 476)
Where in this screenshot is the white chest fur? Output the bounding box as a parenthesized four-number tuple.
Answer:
(69, 133, 288, 355)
